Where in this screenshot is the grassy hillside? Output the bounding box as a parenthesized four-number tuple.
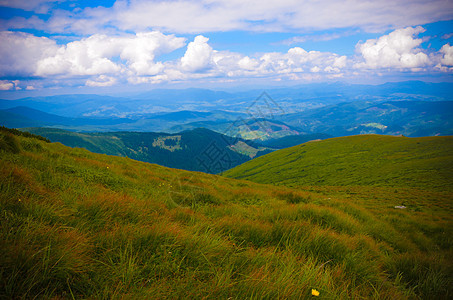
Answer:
(1, 128, 452, 298)
(223, 134, 453, 191)
(24, 127, 272, 174)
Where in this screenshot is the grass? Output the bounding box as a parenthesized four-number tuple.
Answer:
(1, 128, 452, 298)
(223, 134, 453, 191)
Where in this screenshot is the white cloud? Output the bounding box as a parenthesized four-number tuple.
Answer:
(86, 75, 117, 87)
(0, 31, 58, 77)
(238, 56, 259, 71)
(439, 44, 453, 66)
(0, 80, 14, 90)
(278, 32, 356, 46)
(355, 26, 429, 69)
(5, 0, 453, 35)
(119, 31, 185, 75)
(1, 27, 453, 89)
(0, 0, 58, 13)
(180, 35, 213, 72)
(35, 31, 185, 77)
(333, 56, 347, 68)
(35, 35, 121, 76)
(310, 66, 321, 73)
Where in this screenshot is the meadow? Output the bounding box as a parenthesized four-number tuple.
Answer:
(1, 127, 452, 299)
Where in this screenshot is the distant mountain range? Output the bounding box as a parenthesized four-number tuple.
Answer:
(1, 81, 452, 152)
(2, 100, 451, 139)
(1, 81, 452, 118)
(278, 100, 453, 137)
(24, 127, 274, 173)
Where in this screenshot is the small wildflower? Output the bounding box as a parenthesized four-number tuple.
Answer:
(18, 199, 21, 202)
(311, 289, 320, 296)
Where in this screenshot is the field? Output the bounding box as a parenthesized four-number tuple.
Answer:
(1, 128, 452, 298)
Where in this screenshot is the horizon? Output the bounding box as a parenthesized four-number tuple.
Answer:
(0, 0, 452, 97)
(0, 79, 452, 101)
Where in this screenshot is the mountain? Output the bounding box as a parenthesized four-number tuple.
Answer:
(0, 110, 43, 128)
(3, 106, 76, 125)
(171, 117, 303, 141)
(0, 106, 247, 133)
(23, 127, 273, 173)
(1, 126, 452, 299)
(0, 106, 136, 129)
(2, 81, 452, 118)
(279, 100, 453, 137)
(223, 134, 453, 191)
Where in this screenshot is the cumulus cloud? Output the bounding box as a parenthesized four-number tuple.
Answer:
(355, 26, 429, 69)
(439, 44, 453, 66)
(0, 80, 14, 90)
(0, 31, 58, 77)
(1, 27, 452, 89)
(35, 35, 121, 76)
(180, 35, 214, 72)
(35, 31, 185, 77)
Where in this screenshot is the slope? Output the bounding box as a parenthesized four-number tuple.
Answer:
(23, 127, 273, 173)
(1, 127, 452, 299)
(223, 134, 453, 191)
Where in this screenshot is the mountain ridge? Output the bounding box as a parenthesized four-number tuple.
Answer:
(23, 127, 273, 173)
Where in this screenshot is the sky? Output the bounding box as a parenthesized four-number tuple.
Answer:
(0, 0, 452, 96)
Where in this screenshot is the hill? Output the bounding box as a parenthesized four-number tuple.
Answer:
(23, 127, 273, 173)
(0, 105, 247, 133)
(279, 101, 453, 137)
(224, 135, 453, 191)
(171, 118, 303, 141)
(0, 109, 43, 128)
(223, 134, 453, 191)
(1, 127, 453, 298)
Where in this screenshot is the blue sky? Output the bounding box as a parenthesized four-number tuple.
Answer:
(0, 0, 452, 96)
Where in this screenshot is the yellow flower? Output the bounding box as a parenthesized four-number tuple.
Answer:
(311, 289, 320, 296)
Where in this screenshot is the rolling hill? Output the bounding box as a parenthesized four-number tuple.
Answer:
(279, 100, 453, 137)
(23, 127, 273, 173)
(0, 105, 247, 133)
(223, 134, 453, 191)
(171, 117, 303, 141)
(0, 126, 452, 299)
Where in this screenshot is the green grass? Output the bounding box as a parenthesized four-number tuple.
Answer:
(22, 127, 270, 173)
(223, 134, 453, 191)
(1, 128, 452, 298)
